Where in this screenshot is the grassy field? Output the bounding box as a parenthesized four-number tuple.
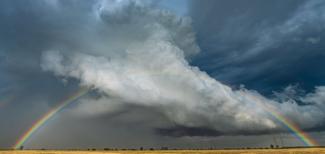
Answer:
(1, 148, 325, 154)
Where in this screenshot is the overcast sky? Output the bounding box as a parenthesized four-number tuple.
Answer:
(1, 0, 325, 149)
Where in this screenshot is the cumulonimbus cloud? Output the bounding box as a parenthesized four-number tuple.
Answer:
(39, 0, 325, 136)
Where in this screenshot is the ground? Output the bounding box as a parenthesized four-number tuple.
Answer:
(1, 148, 325, 154)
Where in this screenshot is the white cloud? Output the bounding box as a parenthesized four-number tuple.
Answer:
(40, 0, 325, 135)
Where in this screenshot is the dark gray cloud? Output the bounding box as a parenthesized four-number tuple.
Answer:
(1, 0, 325, 149)
(156, 126, 224, 137)
(156, 126, 284, 137)
(190, 0, 325, 94)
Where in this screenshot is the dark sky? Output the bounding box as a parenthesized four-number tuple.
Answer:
(190, 0, 325, 95)
(1, 0, 325, 149)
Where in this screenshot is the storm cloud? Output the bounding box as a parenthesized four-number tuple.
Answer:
(190, 0, 325, 94)
(39, 0, 325, 134)
(1, 0, 325, 149)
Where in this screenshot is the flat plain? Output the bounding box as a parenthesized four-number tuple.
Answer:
(1, 148, 325, 154)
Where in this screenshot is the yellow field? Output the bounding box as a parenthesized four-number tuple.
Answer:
(1, 148, 325, 154)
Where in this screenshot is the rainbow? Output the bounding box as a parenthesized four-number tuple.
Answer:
(268, 109, 318, 146)
(246, 93, 319, 147)
(13, 87, 89, 149)
(13, 86, 318, 149)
